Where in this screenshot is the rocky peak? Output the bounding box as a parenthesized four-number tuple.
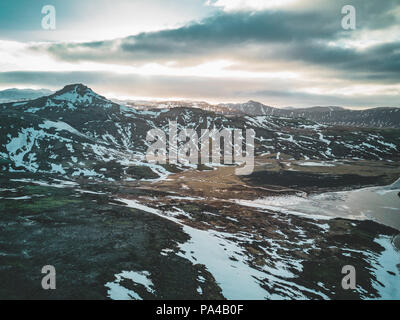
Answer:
(53, 83, 88, 95)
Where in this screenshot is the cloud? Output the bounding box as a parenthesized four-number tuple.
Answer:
(206, 0, 298, 12)
(38, 9, 335, 65)
(33, 0, 400, 83)
(0, 0, 214, 42)
(1, 0, 399, 107)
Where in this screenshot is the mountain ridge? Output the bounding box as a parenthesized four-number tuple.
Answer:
(0, 84, 399, 181)
(3, 85, 399, 128)
(0, 88, 53, 103)
(124, 98, 400, 128)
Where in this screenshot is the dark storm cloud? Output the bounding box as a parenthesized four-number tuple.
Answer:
(281, 40, 400, 82)
(41, 9, 336, 63)
(2, 0, 399, 107)
(34, 0, 400, 84)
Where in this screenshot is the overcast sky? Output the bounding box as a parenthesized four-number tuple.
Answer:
(0, 0, 399, 108)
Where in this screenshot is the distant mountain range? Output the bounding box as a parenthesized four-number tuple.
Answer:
(0, 84, 399, 180)
(2, 87, 399, 128)
(0, 88, 53, 103)
(124, 99, 400, 128)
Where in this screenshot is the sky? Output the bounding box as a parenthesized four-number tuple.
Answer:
(0, 0, 399, 108)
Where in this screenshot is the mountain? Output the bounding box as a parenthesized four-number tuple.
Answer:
(0, 88, 53, 103)
(0, 84, 399, 181)
(5, 88, 398, 128)
(219, 100, 275, 115)
(120, 99, 236, 115)
(121, 99, 400, 128)
(220, 101, 400, 128)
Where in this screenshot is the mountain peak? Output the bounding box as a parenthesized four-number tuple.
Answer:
(50, 83, 107, 104)
(247, 100, 262, 105)
(54, 83, 92, 96)
(66, 83, 88, 89)
(246, 100, 273, 108)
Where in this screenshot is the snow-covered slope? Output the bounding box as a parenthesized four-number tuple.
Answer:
(124, 99, 400, 128)
(220, 101, 400, 128)
(0, 84, 399, 180)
